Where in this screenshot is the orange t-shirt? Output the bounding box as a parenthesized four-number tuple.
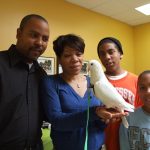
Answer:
(105, 72, 142, 150)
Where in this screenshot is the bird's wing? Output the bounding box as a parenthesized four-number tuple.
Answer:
(94, 81, 121, 108)
(94, 81, 134, 112)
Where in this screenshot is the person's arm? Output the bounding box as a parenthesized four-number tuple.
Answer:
(119, 122, 130, 150)
(40, 76, 102, 131)
(95, 107, 128, 123)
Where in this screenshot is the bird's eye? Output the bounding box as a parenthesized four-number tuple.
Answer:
(91, 63, 93, 66)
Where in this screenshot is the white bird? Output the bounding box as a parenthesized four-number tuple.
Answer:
(88, 59, 134, 128)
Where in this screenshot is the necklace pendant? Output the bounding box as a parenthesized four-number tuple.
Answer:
(77, 84, 80, 88)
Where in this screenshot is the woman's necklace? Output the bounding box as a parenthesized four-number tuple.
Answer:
(61, 74, 85, 89)
(70, 78, 82, 88)
(61, 74, 87, 97)
(72, 76, 86, 89)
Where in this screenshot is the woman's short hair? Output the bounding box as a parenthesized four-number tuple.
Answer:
(53, 34, 85, 57)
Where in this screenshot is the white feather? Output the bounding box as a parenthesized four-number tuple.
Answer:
(88, 60, 134, 128)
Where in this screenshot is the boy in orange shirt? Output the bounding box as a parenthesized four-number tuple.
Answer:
(97, 37, 142, 150)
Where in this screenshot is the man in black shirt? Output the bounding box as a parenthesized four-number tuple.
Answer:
(0, 14, 49, 150)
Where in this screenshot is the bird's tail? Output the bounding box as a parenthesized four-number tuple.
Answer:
(122, 116, 129, 128)
(123, 102, 134, 112)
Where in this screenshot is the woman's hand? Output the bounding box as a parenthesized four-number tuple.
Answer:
(95, 106, 128, 124)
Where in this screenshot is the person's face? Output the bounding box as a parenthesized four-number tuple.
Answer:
(58, 47, 84, 75)
(138, 73, 150, 113)
(16, 18, 49, 63)
(98, 42, 122, 75)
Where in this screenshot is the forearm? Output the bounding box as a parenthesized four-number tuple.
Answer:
(45, 107, 103, 131)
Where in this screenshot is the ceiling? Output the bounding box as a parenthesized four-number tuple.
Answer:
(65, 0, 150, 26)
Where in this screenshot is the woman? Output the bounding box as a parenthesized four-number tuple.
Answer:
(41, 34, 127, 150)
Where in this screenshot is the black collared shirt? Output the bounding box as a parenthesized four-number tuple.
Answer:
(0, 45, 46, 149)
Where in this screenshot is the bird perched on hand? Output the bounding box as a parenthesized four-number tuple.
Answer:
(88, 59, 134, 128)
